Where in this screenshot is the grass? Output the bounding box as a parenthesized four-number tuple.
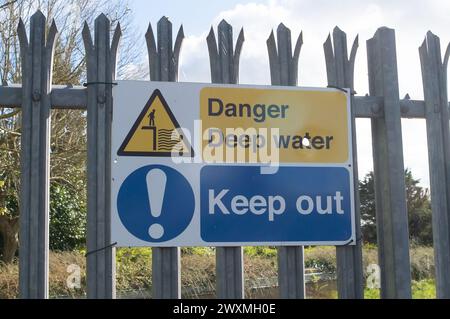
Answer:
(0, 245, 436, 299)
(365, 280, 436, 299)
(411, 279, 436, 299)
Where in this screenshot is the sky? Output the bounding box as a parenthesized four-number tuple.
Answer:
(128, 0, 450, 187)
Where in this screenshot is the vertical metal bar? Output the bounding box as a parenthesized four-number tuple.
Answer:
(277, 24, 291, 85)
(419, 32, 450, 299)
(367, 27, 412, 299)
(206, 20, 245, 299)
(83, 14, 121, 299)
(218, 20, 233, 84)
(18, 11, 57, 299)
(267, 24, 305, 299)
(323, 27, 364, 299)
(147, 17, 184, 299)
(157, 17, 172, 82)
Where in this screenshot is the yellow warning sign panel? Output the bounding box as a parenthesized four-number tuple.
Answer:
(118, 90, 193, 157)
(200, 87, 349, 164)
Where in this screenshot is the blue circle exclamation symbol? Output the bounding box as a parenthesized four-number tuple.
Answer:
(118, 165, 195, 243)
(146, 169, 166, 239)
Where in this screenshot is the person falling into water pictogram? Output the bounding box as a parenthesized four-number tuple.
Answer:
(148, 109, 156, 127)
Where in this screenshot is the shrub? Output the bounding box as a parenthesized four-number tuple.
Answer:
(410, 246, 434, 281)
(116, 248, 152, 293)
(412, 279, 436, 299)
(181, 247, 215, 256)
(244, 246, 277, 258)
(304, 246, 336, 273)
(49, 184, 86, 251)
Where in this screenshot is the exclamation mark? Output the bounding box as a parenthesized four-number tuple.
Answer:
(146, 169, 166, 239)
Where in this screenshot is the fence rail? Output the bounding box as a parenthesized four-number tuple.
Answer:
(1, 10, 450, 299)
(0, 86, 431, 118)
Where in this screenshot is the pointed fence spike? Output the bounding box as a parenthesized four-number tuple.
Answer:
(46, 20, 58, 49)
(158, 16, 170, 24)
(333, 25, 345, 39)
(443, 42, 450, 72)
(324, 34, 334, 60)
(232, 28, 245, 83)
(45, 20, 59, 72)
(207, 27, 218, 55)
(234, 28, 245, 59)
(293, 31, 303, 63)
(218, 19, 231, 29)
(111, 23, 122, 79)
(277, 22, 288, 32)
(111, 22, 122, 53)
(95, 13, 109, 25)
(173, 25, 185, 58)
(207, 27, 220, 83)
(267, 30, 280, 85)
(145, 23, 157, 54)
(17, 18, 29, 52)
(172, 25, 185, 81)
(349, 35, 359, 65)
(31, 9, 46, 22)
(323, 33, 336, 86)
(267, 30, 277, 48)
(217, 19, 233, 69)
(146, 23, 158, 81)
(82, 22, 94, 54)
(290, 31, 303, 85)
(347, 34, 359, 90)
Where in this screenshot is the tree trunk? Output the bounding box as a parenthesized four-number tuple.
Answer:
(0, 216, 19, 264)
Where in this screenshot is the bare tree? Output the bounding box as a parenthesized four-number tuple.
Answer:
(0, 0, 144, 263)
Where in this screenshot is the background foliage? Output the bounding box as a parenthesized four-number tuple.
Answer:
(0, 245, 436, 299)
(359, 169, 432, 246)
(0, 0, 144, 262)
(49, 184, 86, 251)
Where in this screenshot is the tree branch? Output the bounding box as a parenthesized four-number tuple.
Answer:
(0, 0, 18, 10)
(0, 110, 20, 120)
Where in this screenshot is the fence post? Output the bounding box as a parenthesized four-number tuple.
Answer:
(267, 24, 305, 299)
(146, 17, 184, 299)
(17, 11, 57, 299)
(206, 20, 245, 299)
(419, 32, 450, 299)
(367, 27, 412, 299)
(82, 14, 121, 299)
(324, 27, 364, 299)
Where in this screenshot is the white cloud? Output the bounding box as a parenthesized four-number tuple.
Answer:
(179, 33, 210, 82)
(177, 0, 450, 187)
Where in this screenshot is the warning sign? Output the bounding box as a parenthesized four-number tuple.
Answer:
(111, 81, 356, 247)
(117, 90, 193, 157)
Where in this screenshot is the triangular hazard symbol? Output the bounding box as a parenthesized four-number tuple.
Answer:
(117, 89, 194, 157)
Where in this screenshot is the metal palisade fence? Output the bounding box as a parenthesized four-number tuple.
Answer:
(0, 10, 449, 299)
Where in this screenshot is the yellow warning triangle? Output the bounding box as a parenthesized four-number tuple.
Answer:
(117, 90, 193, 157)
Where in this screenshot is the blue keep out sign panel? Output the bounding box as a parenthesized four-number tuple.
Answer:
(201, 166, 354, 245)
